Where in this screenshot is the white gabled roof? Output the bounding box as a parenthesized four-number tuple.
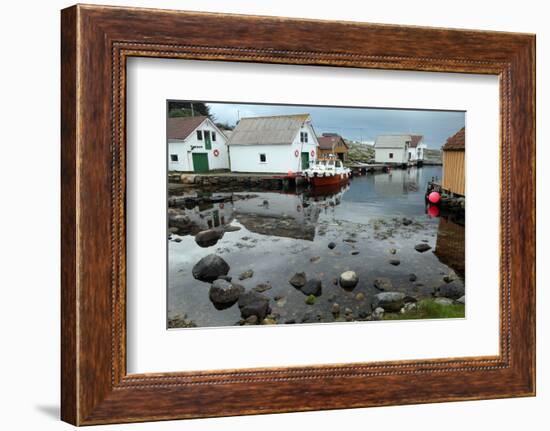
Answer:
(375, 134, 411, 149)
(227, 114, 311, 146)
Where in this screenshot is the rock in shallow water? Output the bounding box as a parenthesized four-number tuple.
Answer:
(238, 270, 254, 280)
(373, 277, 392, 291)
(194, 228, 224, 247)
(339, 271, 359, 289)
(328, 242, 336, 250)
(372, 292, 406, 312)
(414, 243, 432, 253)
(208, 279, 244, 305)
(253, 283, 272, 293)
(389, 259, 401, 266)
(302, 279, 322, 296)
(192, 254, 230, 282)
(289, 272, 306, 288)
(436, 281, 465, 300)
(238, 291, 270, 321)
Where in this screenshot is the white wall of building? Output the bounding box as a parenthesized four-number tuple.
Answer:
(229, 123, 318, 173)
(408, 143, 427, 161)
(167, 119, 229, 172)
(375, 147, 408, 163)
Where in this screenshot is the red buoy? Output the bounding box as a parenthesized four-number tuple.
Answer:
(427, 205, 440, 218)
(428, 191, 441, 204)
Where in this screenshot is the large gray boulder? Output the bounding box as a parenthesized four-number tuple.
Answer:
(192, 254, 230, 282)
(238, 291, 271, 320)
(436, 281, 465, 300)
(195, 229, 224, 247)
(208, 279, 244, 305)
(372, 292, 406, 312)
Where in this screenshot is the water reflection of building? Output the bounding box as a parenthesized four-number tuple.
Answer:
(232, 186, 348, 241)
(374, 168, 420, 196)
(233, 192, 320, 241)
(434, 215, 465, 278)
(171, 199, 235, 235)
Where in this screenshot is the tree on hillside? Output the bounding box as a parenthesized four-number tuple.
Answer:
(168, 101, 212, 118)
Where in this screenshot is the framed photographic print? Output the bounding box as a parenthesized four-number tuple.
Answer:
(61, 4, 536, 425)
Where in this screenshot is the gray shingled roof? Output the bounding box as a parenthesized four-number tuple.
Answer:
(227, 114, 310, 146)
(375, 134, 411, 149)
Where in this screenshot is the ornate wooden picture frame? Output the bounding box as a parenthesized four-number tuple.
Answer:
(61, 4, 535, 425)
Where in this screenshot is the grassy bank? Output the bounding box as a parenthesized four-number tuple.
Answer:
(383, 298, 465, 320)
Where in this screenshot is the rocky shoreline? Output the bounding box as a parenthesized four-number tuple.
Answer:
(169, 224, 465, 328)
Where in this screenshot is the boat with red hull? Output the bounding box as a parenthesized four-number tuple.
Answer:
(304, 156, 351, 187)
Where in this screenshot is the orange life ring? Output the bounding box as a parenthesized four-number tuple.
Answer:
(213, 149, 220, 157)
(294, 149, 299, 157)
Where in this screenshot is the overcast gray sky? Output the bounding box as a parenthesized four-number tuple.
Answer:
(205, 102, 464, 149)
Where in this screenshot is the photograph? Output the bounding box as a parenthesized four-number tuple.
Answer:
(166, 101, 466, 328)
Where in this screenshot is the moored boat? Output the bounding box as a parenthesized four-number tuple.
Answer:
(303, 156, 351, 187)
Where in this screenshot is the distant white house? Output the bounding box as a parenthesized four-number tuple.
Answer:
(227, 114, 319, 173)
(374, 134, 411, 164)
(407, 135, 427, 162)
(167, 116, 229, 172)
(374, 134, 428, 164)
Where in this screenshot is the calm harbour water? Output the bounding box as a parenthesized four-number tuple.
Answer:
(167, 166, 465, 328)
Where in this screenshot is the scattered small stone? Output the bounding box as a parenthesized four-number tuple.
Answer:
(355, 292, 365, 301)
(253, 283, 272, 293)
(389, 248, 397, 254)
(331, 303, 341, 316)
(173, 237, 182, 243)
(434, 297, 455, 306)
(302, 279, 322, 296)
(238, 270, 254, 280)
(350, 251, 360, 255)
(456, 295, 465, 304)
(372, 292, 406, 312)
(168, 226, 179, 234)
(373, 277, 392, 291)
(402, 218, 413, 226)
(344, 307, 354, 321)
(332, 278, 339, 286)
(276, 297, 287, 307)
(409, 273, 417, 282)
(261, 317, 277, 325)
(389, 259, 401, 266)
(310, 256, 321, 263)
(339, 271, 359, 289)
(238, 291, 271, 321)
(285, 319, 296, 324)
(328, 242, 336, 249)
(305, 294, 316, 305)
(414, 243, 432, 253)
(436, 281, 465, 300)
(244, 315, 258, 325)
(372, 307, 385, 320)
(402, 302, 417, 313)
(343, 238, 357, 243)
(289, 272, 307, 288)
